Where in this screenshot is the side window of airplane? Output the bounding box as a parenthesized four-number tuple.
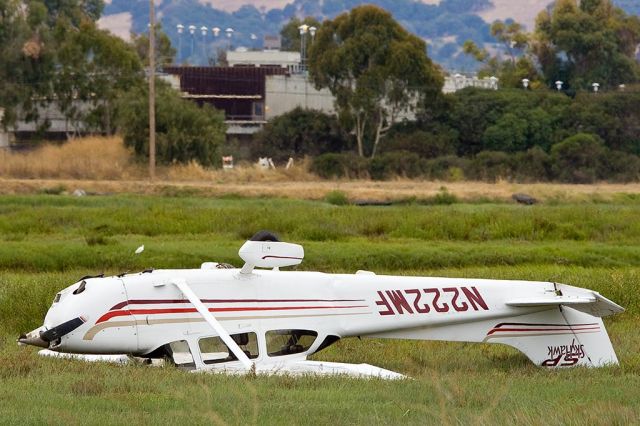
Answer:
(265, 329, 318, 356)
(168, 340, 196, 369)
(198, 332, 259, 364)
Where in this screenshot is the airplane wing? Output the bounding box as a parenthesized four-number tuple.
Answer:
(267, 360, 405, 379)
(172, 278, 253, 370)
(38, 349, 130, 364)
(506, 291, 624, 317)
(194, 360, 405, 379)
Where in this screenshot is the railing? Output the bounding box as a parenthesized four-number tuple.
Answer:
(224, 114, 266, 123)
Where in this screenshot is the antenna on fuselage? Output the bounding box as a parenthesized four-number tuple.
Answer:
(119, 245, 146, 277)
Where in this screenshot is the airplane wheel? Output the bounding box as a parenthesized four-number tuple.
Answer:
(250, 231, 280, 242)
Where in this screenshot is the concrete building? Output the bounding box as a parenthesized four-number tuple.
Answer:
(1, 103, 91, 145)
(227, 50, 302, 72)
(164, 66, 288, 135)
(443, 74, 499, 93)
(265, 74, 334, 120)
(0, 108, 11, 148)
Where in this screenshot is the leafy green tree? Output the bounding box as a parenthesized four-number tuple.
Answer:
(0, 0, 141, 136)
(482, 113, 528, 152)
(55, 22, 142, 134)
(563, 91, 640, 154)
(532, 0, 640, 90)
(551, 133, 607, 183)
(0, 0, 54, 129)
(308, 5, 443, 158)
(463, 20, 540, 88)
(447, 88, 571, 155)
(117, 81, 226, 167)
(280, 17, 321, 52)
(252, 107, 348, 162)
(131, 24, 177, 68)
(381, 127, 458, 158)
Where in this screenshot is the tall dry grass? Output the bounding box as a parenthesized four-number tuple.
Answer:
(0, 137, 316, 182)
(165, 157, 316, 182)
(0, 137, 144, 180)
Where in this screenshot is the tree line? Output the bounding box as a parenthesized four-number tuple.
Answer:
(0, 0, 224, 166)
(253, 1, 640, 183)
(2, 0, 640, 182)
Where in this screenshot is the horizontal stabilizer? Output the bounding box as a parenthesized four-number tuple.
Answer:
(506, 292, 624, 317)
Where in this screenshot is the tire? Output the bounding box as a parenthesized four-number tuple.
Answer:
(249, 230, 280, 242)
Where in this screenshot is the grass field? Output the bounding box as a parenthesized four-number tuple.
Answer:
(0, 194, 639, 424)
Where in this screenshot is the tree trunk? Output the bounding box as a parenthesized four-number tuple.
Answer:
(370, 109, 391, 159)
(355, 113, 366, 157)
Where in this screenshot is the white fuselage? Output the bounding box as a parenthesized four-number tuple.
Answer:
(39, 266, 617, 371)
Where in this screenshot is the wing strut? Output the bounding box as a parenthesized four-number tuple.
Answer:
(172, 279, 253, 369)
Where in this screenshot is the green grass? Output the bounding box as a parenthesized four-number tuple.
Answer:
(0, 194, 639, 424)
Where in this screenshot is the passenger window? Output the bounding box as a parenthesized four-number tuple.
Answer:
(266, 329, 318, 356)
(198, 332, 259, 364)
(168, 340, 195, 368)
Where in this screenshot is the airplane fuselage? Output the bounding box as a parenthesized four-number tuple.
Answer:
(37, 266, 620, 371)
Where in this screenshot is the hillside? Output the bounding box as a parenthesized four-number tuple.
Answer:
(101, 0, 639, 71)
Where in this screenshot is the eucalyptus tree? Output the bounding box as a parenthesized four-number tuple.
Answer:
(308, 5, 443, 158)
(0, 0, 142, 135)
(532, 0, 640, 90)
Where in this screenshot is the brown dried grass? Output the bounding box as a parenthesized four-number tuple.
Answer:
(0, 136, 144, 180)
(165, 157, 316, 183)
(0, 136, 316, 183)
(1, 136, 640, 202)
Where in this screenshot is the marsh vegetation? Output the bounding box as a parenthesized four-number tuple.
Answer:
(0, 194, 638, 424)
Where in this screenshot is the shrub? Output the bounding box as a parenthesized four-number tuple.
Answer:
(482, 113, 528, 152)
(601, 150, 640, 183)
(324, 190, 350, 205)
(380, 128, 457, 158)
(429, 187, 458, 205)
(513, 147, 552, 182)
(369, 151, 425, 180)
(467, 151, 513, 182)
(117, 82, 225, 167)
(252, 108, 349, 162)
(551, 133, 607, 183)
(311, 153, 370, 179)
(423, 156, 469, 180)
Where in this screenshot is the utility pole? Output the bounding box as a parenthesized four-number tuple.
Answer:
(148, 0, 156, 180)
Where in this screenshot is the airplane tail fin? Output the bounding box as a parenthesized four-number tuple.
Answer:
(483, 307, 619, 367)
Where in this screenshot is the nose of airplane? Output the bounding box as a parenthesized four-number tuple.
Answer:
(18, 317, 86, 349)
(17, 327, 49, 348)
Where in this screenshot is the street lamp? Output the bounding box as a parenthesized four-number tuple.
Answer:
(592, 82, 600, 93)
(522, 78, 529, 89)
(212, 27, 220, 37)
(177, 24, 184, 63)
(225, 27, 234, 50)
(555, 80, 563, 91)
(299, 24, 309, 69)
(454, 73, 463, 90)
(489, 75, 498, 90)
(188, 25, 196, 59)
(309, 26, 317, 40)
(201, 26, 208, 63)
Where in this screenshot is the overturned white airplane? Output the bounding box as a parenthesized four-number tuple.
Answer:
(19, 232, 623, 378)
